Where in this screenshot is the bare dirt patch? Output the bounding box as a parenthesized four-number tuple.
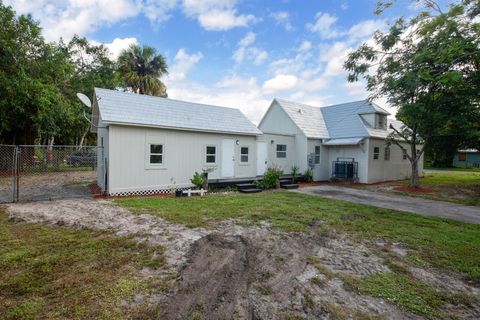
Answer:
(5, 199, 479, 319)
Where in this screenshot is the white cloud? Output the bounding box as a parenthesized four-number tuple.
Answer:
(233, 32, 268, 65)
(306, 12, 340, 39)
(298, 40, 312, 52)
(98, 37, 138, 59)
(270, 11, 293, 31)
(5, 0, 139, 41)
(347, 19, 385, 41)
(182, 0, 256, 31)
(141, 0, 179, 25)
(263, 74, 299, 93)
(168, 48, 203, 81)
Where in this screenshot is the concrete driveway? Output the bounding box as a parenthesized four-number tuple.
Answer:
(293, 185, 480, 224)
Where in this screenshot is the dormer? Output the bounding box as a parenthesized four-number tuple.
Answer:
(359, 112, 388, 130)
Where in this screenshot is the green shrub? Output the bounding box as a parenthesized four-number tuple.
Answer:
(303, 169, 313, 182)
(291, 165, 299, 180)
(190, 172, 204, 189)
(263, 165, 283, 189)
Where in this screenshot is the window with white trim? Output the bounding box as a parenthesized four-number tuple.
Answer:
(206, 146, 216, 163)
(314, 146, 321, 164)
(373, 147, 380, 160)
(384, 147, 390, 161)
(276, 144, 287, 158)
(149, 144, 163, 164)
(240, 147, 249, 163)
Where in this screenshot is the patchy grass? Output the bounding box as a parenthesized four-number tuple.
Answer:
(0, 210, 167, 320)
(347, 272, 450, 319)
(116, 191, 480, 282)
(397, 172, 480, 206)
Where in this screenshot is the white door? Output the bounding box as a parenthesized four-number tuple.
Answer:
(256, 141, 267, 175)
(221, 139, 235, 177)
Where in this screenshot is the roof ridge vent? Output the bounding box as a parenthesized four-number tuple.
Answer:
(298, 108, 303, 114)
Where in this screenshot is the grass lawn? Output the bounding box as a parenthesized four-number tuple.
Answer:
(397, 171, 480, 206)
(0, 210, 166, 320)
(116, 191, 480, 282)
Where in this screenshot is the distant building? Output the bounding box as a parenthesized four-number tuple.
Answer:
(453, 149, 480, 168)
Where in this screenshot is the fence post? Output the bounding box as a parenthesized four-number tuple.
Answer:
(15, 147, 20, 202)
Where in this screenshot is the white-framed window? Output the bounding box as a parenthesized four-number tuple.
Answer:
(373, 147, 380, 160)
(384, 147, 390, 161)
(149, 144, 163, 164)
(206, 145, 216, 164)
(240, 147, 249, 163)
(276, 144, 287, 158)
(314, 146, 321, 164)
(402, 149, 408, 160)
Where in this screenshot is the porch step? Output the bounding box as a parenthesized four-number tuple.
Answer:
(236, 183, 257, 190)
(280, 179, 294, 186)
(281, 183, 299, 189)
(238, 188, 263, 193)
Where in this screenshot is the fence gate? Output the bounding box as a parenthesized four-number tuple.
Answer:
(0, 145, 103, 203)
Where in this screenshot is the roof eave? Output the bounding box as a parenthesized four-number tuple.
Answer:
(102, 120, 263, 136)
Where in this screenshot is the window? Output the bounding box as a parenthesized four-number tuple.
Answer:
(240, 147, 249, 163)
(384, 147, 390, 161)
(206, 146, 216, 163)
(276, 144, 287, 158)
(402, 149, 408, 160)
(458, 152, 467, 161)
(149, 144, 163, 164)
(314, 146, 321, 164)
(373, 147, 380, 160)
(377, 114, 387, 129)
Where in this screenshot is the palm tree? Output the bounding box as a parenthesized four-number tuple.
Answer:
(117, 44, 168, 97)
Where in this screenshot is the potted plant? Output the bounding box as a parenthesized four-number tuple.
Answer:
(191, 171, 204, 190)
(263, 165, 283, 189)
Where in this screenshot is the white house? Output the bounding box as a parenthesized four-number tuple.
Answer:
(92, 88, 422, 195)
(92, 88, 262, 196)
(257, 99, 424, 183)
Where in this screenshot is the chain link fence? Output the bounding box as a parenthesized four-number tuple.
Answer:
(0, 145, 102, 203)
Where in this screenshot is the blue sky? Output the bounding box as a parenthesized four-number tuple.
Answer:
(6, 0, 421, 123)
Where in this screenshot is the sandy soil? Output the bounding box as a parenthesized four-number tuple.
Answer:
(6, 199, 480, 319)
(0, 171, 97, 203)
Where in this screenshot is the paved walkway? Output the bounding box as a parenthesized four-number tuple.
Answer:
(293, 185, 480, 224)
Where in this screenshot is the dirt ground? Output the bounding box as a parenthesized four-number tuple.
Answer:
(6, 199, 480, 319)
(0, 171, 96, 203)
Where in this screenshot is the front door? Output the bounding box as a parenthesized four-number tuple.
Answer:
(221, 139, 235, 177)
(256, 141, 267, 175)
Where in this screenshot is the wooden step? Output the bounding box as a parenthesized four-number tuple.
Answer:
(280, 180, 295, 186)
(236, 183, 257, 190)
(281, 184, 299, 189)
(238, 188, 263, 193)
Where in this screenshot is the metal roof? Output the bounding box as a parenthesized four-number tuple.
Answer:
(323, 137, 365, 146)
(273, 98, 399, 140)
(273, 99, 329, 139)
(94, 88, 262, 135)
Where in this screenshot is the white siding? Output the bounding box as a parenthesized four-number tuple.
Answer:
(96, 116, 109, 191)
(107, 125, 257, 195)
(259, 134, 296, 174)
(325, 143, 369, 183)
(307, 139, 329, 181)
(366, 138, 424, 183)
(258, 101, 301, 136)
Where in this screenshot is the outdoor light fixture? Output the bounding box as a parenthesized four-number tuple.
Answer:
(271, 140, 274, 144)
(236, 140, 240, 145)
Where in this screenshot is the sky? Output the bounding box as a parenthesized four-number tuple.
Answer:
(6, 0, 423, 124)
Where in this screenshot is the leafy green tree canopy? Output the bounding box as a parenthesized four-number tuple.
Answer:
(345, 0, 480, 186)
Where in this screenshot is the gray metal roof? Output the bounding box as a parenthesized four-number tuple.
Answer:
(273, 98, 399, 140)
(274, 99, 329, 139)
(94, 88, 262, 135)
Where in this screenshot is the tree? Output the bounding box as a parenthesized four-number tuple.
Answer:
(344, 0, 480, 187)
(117, 44, 168, 97)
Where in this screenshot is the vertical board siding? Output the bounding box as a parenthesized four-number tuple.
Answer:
(108, 125, 257, 194)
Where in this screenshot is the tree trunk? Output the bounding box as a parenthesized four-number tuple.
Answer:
(410, 159, 419, 187)
(78, 128, 88, 150)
